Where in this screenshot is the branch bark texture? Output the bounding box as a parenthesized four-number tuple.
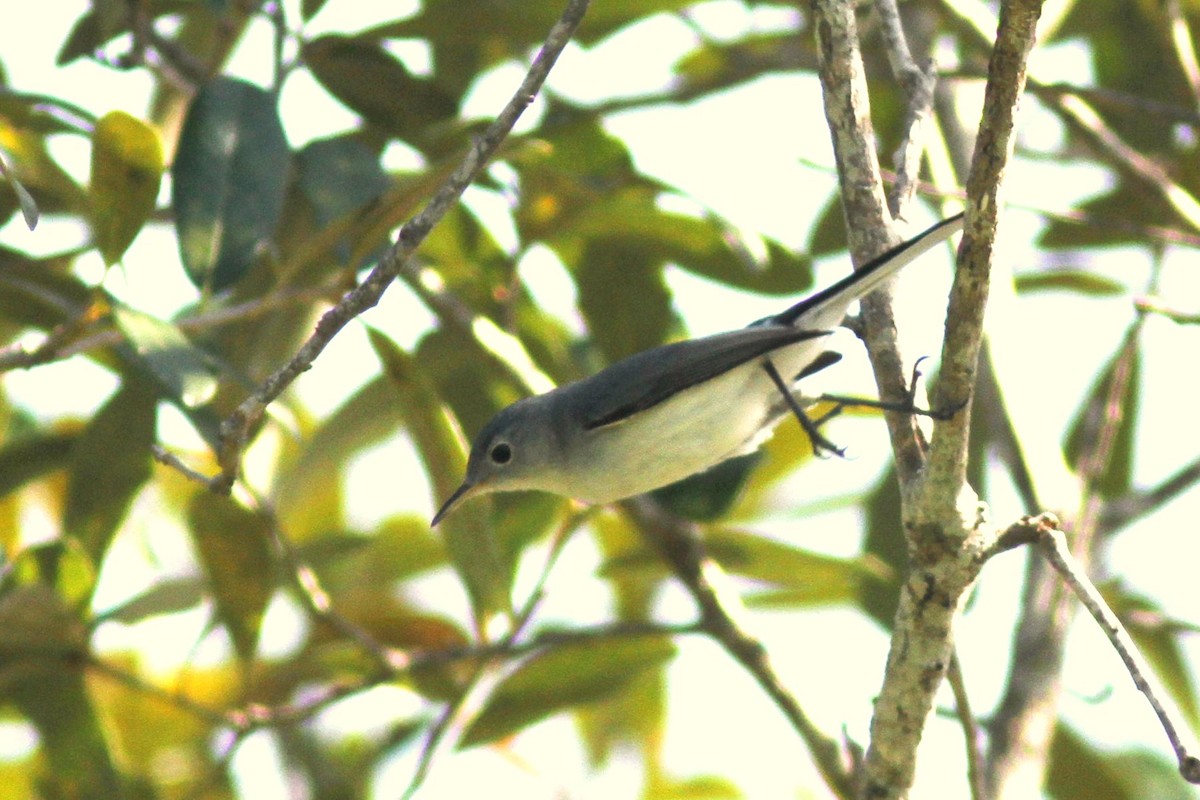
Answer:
(811, 0, 1045, 796)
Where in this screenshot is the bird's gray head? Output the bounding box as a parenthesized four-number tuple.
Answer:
(431, 395, 561, 525)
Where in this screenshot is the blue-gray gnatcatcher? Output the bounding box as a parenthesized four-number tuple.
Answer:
(432, 214, 964, 525)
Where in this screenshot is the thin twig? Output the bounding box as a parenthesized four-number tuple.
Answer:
(213, 0, 593, 493)
(872, 0, 938, 216)
(947, 650, 987, 800)
(625, 496, 855, 798)
(1039, 87, 1200, 233)
(0, 281, 339, 374)
(402, 508, 588, 798)
(1035, 523, 1200, 783)
(1100, 454, 1200, 535)
(1163, 0, 1200, 113)
(250, 491, 407, 673)
(86, 654, 238, 728)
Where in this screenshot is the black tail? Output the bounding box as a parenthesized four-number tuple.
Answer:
(772, 213, 964, 330)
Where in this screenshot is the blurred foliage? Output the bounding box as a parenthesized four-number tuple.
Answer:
(0, 1, 1196, 799)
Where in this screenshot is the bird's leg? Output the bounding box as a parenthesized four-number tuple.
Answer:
(815, 357, 966, 421)
(761, 359, 847, 458)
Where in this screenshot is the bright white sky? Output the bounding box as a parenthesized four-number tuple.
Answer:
(2, 2, 1199, 799)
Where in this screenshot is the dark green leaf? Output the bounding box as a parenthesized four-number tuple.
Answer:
(0, 430, 77, 499)
(56, 0, 201, 65)
(1015, 269, 1126, 296)
(89, 111, 163, 265)
(706, 528, 894, 607)
(5, 539, 96, 613)
(368, 327, 511, 621)
(0, 584, 121, 800)
(650, 452, 763, 521)
(111, 302, 218, 408)
(372, 0, 702, 52)
(63, 378, 157, 562)
(416, 325, 528, 445)
(306, 516, 448, 587)
(570, 196, 818, 297)
(301, 0, 329, 21)
(188, 492, 275, 662)
(1101, 581, 1200, 728)
(303, 35, 458, 142)
(1048, 723, 1192, 800)
(96, 577, 206, 625)
(418, 204, 515, 314)
(463, 636, 676, 746)
(0, 247, 91, 332)
(861, 465, 905, 627)
(173, 77, 290, 292)
(294, 133, 389, 267)
(673, 30, 817, 98)
(575, 237, 676, 363)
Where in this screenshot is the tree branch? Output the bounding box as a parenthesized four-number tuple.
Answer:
(212, 0, 592, 493)
(625, 497, 856, 799)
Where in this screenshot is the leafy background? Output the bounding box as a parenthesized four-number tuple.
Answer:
(1, 1, 1199, 798)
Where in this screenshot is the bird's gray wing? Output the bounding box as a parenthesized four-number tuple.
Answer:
(575, 326, 829, 430)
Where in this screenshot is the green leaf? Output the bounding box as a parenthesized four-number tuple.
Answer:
(0, 247, 92, 332)
(1101, 581, 1200, 728)
(274, 375, 401, 540)
(650, 452, 763, 522)
(416, 325, 528, 447)
(187, 492, 275, 662)
(96, 576, 205, 625)
(372, 0, 703, 51)
(63, 378, 157, 562)
(301, 0, 329, 21)
(673, 30, 815, 99)
(575, 237, 676, 363)
(303, 35, 458, 143)
(462, 635, 676, 746)
(89, 111, 163, 265)
(1015, 269, 1126, 296)
(861, 465, 905, 627)
(647, 774, 744, 800)
(571, 197, 818, 297)
(368, 328, 511, 622)
(294, 133, 390, 267)
(111, 301, 218, 408)
(1047, 723, 1193, 800)
(0, 584, 121, 800)
(5, 539, 97, 613)
(0, 430, 78, 499)
(706, 528, 894, 607)
(172, 77, 290, 292)
(1064, 333, 1140, 498)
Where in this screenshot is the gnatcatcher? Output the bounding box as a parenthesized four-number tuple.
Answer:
(432, 214, 964, 525)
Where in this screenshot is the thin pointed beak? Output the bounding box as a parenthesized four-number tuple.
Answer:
(431, 481, 475, 526)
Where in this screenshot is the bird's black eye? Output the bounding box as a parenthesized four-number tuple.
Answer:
(489, 442, 512, 465)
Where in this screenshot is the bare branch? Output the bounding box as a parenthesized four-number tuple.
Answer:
(625, 497, 855, 799)
(811, 0, 930, 480)
(1035, 523, 1200, 783)
(946, 651, 987, 800)
(872, 0, 938, 215)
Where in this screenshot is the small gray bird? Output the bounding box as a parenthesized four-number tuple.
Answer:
(432, 214, 963, 525)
